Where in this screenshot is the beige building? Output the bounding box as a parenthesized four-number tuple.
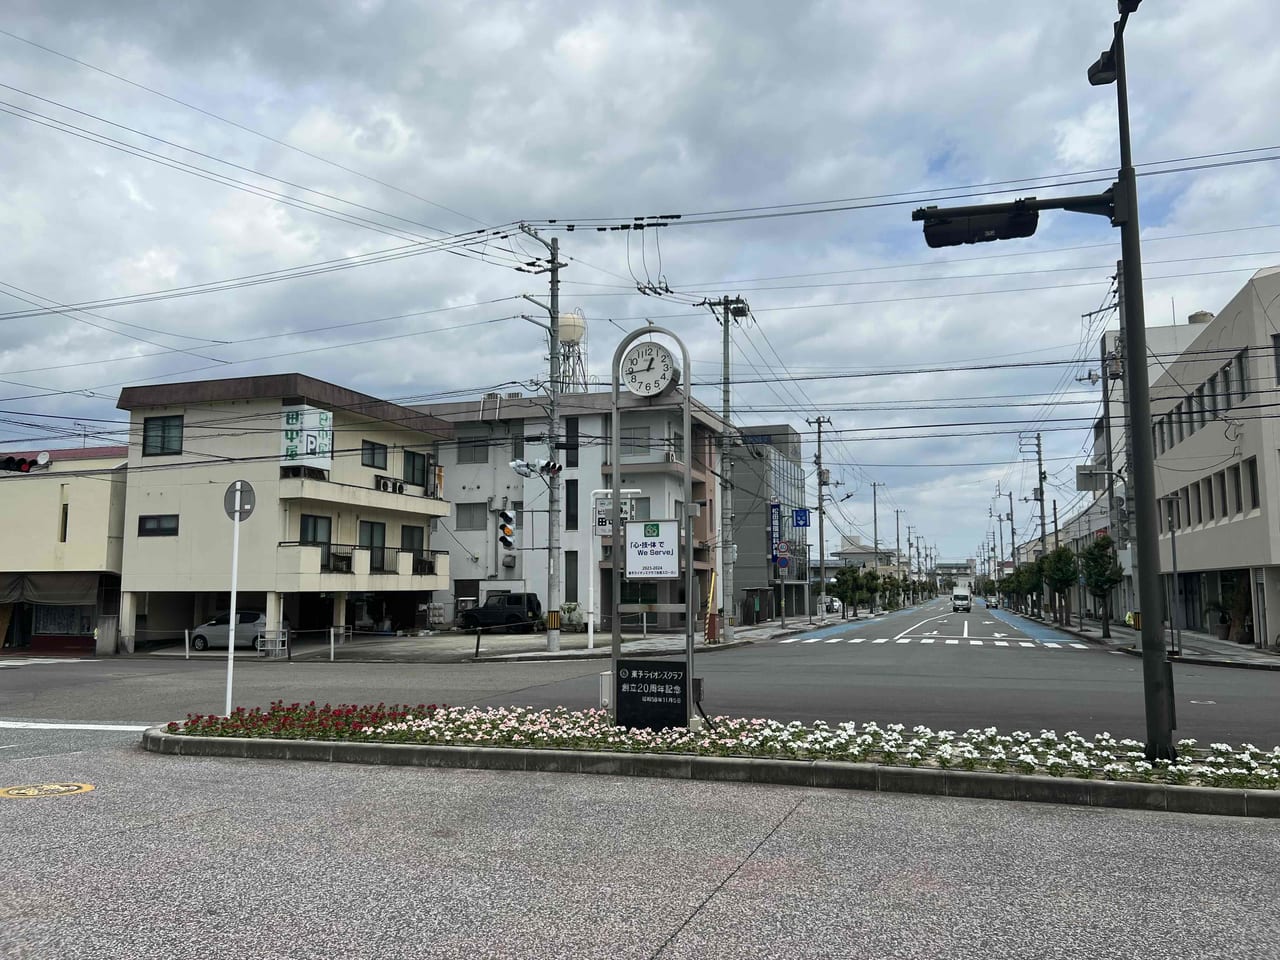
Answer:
(0, 446, 127, 654)
(116, 374, 453, 648)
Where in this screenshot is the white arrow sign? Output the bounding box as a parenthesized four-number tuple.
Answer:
(982, 620, 995, 625)
(992, 632, 1008, 638)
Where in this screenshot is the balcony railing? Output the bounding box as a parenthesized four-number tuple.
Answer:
(279, 542, 448, 577)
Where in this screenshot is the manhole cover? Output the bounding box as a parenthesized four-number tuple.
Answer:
(0, 782, 95, 799)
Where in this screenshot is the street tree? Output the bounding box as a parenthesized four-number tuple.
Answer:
(1042, 546, 1080, 626)
(1081, 534, 1124, 638)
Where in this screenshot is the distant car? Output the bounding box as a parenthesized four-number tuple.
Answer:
(458, 592, 543, 633)
(951, 589, 972, 613)
(985, 595, 999, 609)
(190, 611, 287, 651)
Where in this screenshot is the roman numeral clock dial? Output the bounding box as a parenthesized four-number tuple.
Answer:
(620, 342, 679, 397)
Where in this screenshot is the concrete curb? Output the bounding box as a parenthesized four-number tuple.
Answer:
(140, 726, 1279, 819)
(474, 638, 756, 662)
(1113, 645, 1280, 672)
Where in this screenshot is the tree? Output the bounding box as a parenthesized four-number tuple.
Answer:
(1042, 546, 1080, 626)
(832, 565, 863, 615)
(1081, 534, 1124, 638)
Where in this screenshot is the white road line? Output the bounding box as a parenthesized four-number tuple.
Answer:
(4, 751, 85, 762)
(1071, 643, 1089, 649)
(802, 638, 822, 644)
(778, 638, 801, 644)
(969, 640, 983, 645)
(848, 638, 865, 643)
(893, 613, 953, 640)
(1042, 643, 1061, 649)
(921, 638, 934, 644)
(1019, 642, 1035, 647)
(0, 720, 151, 731)
(963, 620, 969, 638)
(945, 639, 958, 645)
(895, 638, 911, 644)
(825, 638, 844, 643)
(873, 639, 890, 644)
(994, 640, 1009, 647)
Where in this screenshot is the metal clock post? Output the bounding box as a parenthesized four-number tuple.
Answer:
(611, 327, 696, 726)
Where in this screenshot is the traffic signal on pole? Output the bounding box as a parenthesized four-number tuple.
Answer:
(497, 509, 516, 551)
(1, 456, 34, 472)
(920, 207, 1039, 248)
(540, 460, 562, 477)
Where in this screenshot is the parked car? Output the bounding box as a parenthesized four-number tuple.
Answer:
(457, 593, 543, 634)
(190, 611, 287, 651)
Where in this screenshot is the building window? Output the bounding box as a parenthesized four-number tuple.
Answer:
(1190, 483, 1202, 525)
(1215, 471, 1228, 517)
(403, 450, 427, 487)
(456, 432, 489, 464)
(621, 426, 651, 457)
(300, 514, 331, 545)
(564, 550, 579, 603)
(1273, 334, 1280, 385)
(1229, 464, 1243, 516)
(1181, 488, 1191, 528)
(512, 501, 523, 528)
(138, 514, 179, 537)
(59, 503, 69, 543)
(1153, 422, 1163, 455)
(1238, 349, 1250, 400)
(565, 478, 579, 530)
(1222, 364, 1234, 411)
(362, 440, 387, 469)
(672, 431, 685, 462)
(1247, 457, 1260, 510)
(401, 524, 425, 554)
(359, 520, 386, 571)
(565, 416, 579, 468)
(142, 415, 183, 456)
(1173, 404, 1184, 444)
(630, 496, 651, 521)
(512, 430, 524, 463)
(455, 502, 487, 531)
(1204, 478, 1215, 521)
(34, 604, 95, 636)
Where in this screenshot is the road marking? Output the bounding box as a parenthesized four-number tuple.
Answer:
(994, 640, 1008, 646)
(778, 638, 801, 644)
(982, 621, 995, 625)
(848, 638, 865, 643)
(945, 639, 958, 645)
(873, 639, 890, 644)
(1070, 643, 1088, 649)
(1019, 642, 1035, 647)
(802, 638, 822, 644)
(992, 632, 1007, 638)
(969, 640, 983, 645)
(921, 638, 934, 644)
(1042, 643, 1061, 649)
(895, 638, 911, 644)
(0, 721, 151, 732)
(825, 638, 844, 644)
(963, 621, 969, 638)
(893, 613, 953, 640)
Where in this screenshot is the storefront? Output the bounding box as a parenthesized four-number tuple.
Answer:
(0, 573, 117, 655)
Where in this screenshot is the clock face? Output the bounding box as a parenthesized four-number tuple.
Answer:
(621, 342, 679, 397)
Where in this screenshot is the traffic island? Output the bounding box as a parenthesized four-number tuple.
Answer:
(141, 702, 1280, 818)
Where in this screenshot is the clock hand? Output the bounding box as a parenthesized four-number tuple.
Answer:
(645, 358, 655, 372)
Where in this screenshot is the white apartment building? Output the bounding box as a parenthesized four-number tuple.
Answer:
(0, 446, 127, 654)
(417, 389, 725, 631)
(115, 374, 453, 647)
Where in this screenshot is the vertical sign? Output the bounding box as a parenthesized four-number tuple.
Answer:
(769, 501, 781, 562)
(282, 405, 334, 471)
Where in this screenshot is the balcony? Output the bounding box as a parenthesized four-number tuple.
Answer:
(278, 474, 450, 518)
(276, 542, 449, 591)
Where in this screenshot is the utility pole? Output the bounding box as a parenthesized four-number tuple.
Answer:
(714, 296, 747, 643)
(807, 416, 833, 618)
(1037, 431, 1050, 621)
(905, 524, 915, 604)
(519, 225, 565, 652)
(895, 509, 904, 608)
(870, 482, 884, 613)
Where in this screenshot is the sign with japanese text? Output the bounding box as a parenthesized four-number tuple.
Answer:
(769, 501, 781, 561)
(625, 520, 679, 579)
(594, 496, 632, 537)
(281, 405, 333, 471)
(615, 658, 687, 730)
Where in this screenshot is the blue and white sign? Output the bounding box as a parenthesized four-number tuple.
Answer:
(792, 508, 810, 528)
(769, 501, 781, 561)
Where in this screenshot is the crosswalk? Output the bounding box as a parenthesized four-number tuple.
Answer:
(779, 636, 1088, 650)
(0, 657, 95, 669)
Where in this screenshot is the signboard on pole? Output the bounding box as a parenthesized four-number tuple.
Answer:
(615, 658, 687, 730)
(792, 508, 810, 528)
(769, 501, 781, 561)
(594, 496, 632, 536)
(281, 405, 334, 471)
(625, 520, 679, 579)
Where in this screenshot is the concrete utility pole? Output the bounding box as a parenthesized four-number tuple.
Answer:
(1036, 431, 1050, 621)
(905, 524, 915, 604)
(895, 509, 904, 608)
(519, 226, 566, 652)
(870, 481, 884, 613)
(715, 296, 747, 643)
(807, 416, 832, 617)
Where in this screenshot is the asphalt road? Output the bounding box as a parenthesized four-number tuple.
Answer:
(2, 598, 1278, 745)
(4, 726, 1280, 960)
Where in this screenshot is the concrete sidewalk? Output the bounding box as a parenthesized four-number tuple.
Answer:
(1011, 610, 1280, 670)
(143, 611, 876, 664)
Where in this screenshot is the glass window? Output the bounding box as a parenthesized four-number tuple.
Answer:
(1191, 483, 1202, 525)
(565, 478, 579, 530)
(672, 431, 685, 462)
(512, 430, 524, 463)
(630, 496, 651, 520)
(1182, 488, 1191, 527)
(1247, 457, 1260, 510)
(1208, 377, 1220, 421)
(361, 439, 387, 469)
(34, 604, 95, 636)
(300, 514, 331, 544)
(1229, 465, 1243, 515)
(403, 450, 427, 487)
(138, 514, 179, 537)
(1215, 471, 1228, 517)
(142, 415, 183, 456)
(1273, 334, 1280, 385)
(456, 433, 489, 464)
(1154, 422, 1163, 456)
(512, 500, 524, 529)
(359, 520, 386, 571)
(621, 426, 651, 457)
(1204, 478, 1215, 521)
(455, 502, 487, 531)
(401, 525, 424, 554)
(59, 503, 69, 543)
(564, 550, 578, 604)
(1174, 404, 1184, 443)
(1222, 364, 1234, 411)
(1238, 349, 1250, 401)
(564, 417, 579, 468)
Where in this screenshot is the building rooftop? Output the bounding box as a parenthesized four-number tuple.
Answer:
(0, 445, 128, 462)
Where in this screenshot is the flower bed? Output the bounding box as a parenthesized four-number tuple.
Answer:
(168, 701, 1280, 790)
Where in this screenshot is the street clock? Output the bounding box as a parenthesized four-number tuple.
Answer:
(620, 341, 680, 397)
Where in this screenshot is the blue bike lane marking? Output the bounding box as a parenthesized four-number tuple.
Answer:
(986, 607, 1076, 643)
(788, 603, 941, 640)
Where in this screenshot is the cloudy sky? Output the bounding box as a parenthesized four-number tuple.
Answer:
(2, 0, 1278, 563)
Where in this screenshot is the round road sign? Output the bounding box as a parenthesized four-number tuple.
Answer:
(775, 540, 791, 557)
(223, 480, 256, 522)
(778, 557, 790, 569)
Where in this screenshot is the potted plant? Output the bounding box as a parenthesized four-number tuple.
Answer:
(1204, 600, 1230, 643)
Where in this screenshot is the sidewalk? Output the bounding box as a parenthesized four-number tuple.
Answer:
(143, 611, 879, 664)
(1013, 610, 1280, 670)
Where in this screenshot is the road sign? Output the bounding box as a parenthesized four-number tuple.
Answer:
(593, 496, 632, 536)
(778, 557, 789, 569)
(792, 508, 810, 528)
(769, 501, 781, 559)
(223, 480, 256, 522)
(775, 540, 791, 557)
(625, 520, 679, 579)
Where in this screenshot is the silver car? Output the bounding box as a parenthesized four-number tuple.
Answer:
(190, 611, 275, 651)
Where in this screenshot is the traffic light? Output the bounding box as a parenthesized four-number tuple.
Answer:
(539, 460, 562, 477)
(1, 456, 34, 472)
(497, 508, 516, 551)
(921, 207, 1039, 248)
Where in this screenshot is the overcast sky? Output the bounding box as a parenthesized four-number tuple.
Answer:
(2, 0, 1278, 563)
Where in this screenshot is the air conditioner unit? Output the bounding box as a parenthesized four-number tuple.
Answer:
(376, 476, 394, 493)
(394, 482, 406, 495)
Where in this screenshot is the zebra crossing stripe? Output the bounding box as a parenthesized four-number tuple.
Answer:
(945, 639, 958, 645)
(802, 638, 822, 644)
(848, 638, 865, 643)
(921, 638, 935, 644)
(969, 640, 983, 645)
(1019, 642, 1035, 647)
(994, 640, 1009, 646)
(778, 638, 801, 644)
(895, 638, 911, 644)
(825, 638, 844, 643)
(1042, 642, 1061, 649)
(1070, 643, 1088, 649)
(873, 639, 890, 644)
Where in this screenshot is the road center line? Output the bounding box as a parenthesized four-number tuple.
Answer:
(893, 613, 952, 640)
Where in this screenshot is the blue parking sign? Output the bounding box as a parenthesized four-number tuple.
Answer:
(792, 508, 810, 528)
